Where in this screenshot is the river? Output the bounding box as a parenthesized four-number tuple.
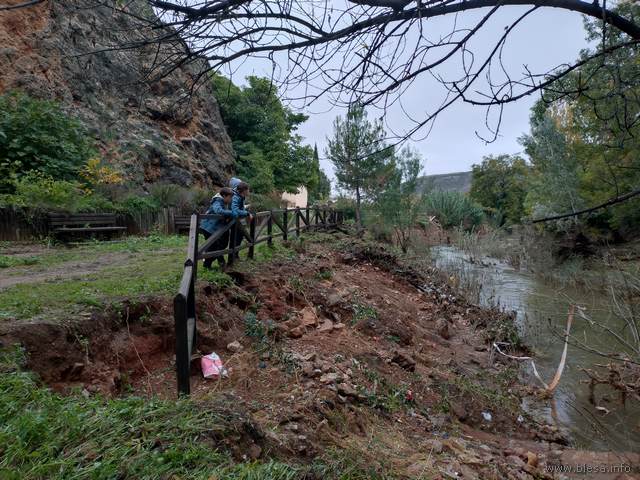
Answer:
(431, 245, 640, 452)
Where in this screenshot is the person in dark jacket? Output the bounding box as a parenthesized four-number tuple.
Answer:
(199, 187, 234, 269)
(229, 179, 253, 257)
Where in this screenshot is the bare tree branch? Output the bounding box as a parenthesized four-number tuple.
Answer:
(0, 0, 44, 11)
(531, 187, 640, 223)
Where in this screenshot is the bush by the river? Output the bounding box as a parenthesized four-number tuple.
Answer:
(423, 191, 484, 230)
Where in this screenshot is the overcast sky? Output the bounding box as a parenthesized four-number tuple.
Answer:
(222, 5, 591, 178)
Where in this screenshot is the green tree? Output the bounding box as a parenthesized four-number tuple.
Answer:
(519, 103, 583, 229)
(325, 105, 395, 230)
(470, 154, 529, 225)
(211, 75, 314, 194)
(308, 145, 331, 203)
(530, 2, 640, 236)
(0, 92, 95, 193)
(374, 147, 422, 252)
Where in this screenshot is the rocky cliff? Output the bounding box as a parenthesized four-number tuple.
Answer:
(416, 171, 472, 194)
(0, 0, 235, 189)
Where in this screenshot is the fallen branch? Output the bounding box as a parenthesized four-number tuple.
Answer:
(492, 305, 574, 394)
(545, 305, 574, 392)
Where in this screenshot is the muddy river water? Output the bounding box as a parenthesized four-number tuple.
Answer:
(431, 245, 640, 452)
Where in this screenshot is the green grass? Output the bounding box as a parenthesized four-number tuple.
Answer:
(0, 347, 394, 480)
(0, 255, 40, 268)
(315, 268, 333, 281)
(434, 370, 520, 416)
(0, 247, 185, 321)
(0, 235, 187, 273)
(199, 267, 233, 288)
(0, 348, 298, 480)
(351, 298, 378, 326)
(360, 368, 412, 413)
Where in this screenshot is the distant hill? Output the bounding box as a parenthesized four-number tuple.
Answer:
(416, 171, 472, 194)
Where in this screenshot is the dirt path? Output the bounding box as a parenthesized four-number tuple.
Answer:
(0, 252, 133, 290)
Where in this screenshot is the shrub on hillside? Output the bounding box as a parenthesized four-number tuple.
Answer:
(423, 191, 484, 230)
(116, 194, 160, 216)
(0, 92, 95, 193)
(0, 172, 113, 213)
(332, 196, 357, 222)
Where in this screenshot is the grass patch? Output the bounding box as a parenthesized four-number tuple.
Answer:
(360, 368, 412, 413)
(0, 255, 40, 268)
(288, 275, 305, 295)
(0, 248, 184, 321)
(0, 347, 305, 480)
(351, 298, 378, 326)
(315, 268, 333, 281)
(0, 347, 393, 480)
(199, 268, 233, 288)
(434, 370, 520, 416)
(0, 235, 187, 274)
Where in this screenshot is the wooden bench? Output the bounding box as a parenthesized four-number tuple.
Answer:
(48, 213, 126, 238)
(174, 215, 191, 234)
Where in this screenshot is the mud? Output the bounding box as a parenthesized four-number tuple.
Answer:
(2, 236, 638, 479)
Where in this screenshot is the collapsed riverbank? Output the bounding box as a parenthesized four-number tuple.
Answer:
(1, 232, 638, 478)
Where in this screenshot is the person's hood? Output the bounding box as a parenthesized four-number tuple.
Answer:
(229, 177, 242, 190)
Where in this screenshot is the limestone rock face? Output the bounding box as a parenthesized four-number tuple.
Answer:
(0, 0, 235, 188)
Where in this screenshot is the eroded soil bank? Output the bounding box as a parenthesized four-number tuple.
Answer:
(2, 233, 638, 479)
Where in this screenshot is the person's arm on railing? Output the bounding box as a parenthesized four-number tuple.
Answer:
(212, 198, 234, 218)
(231, 195, 253, 222)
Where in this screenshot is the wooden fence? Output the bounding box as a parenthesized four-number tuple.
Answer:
(0, 206, 186, 241)
(174, 207, 344, 395)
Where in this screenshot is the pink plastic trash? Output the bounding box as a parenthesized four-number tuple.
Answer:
(201, 352, 228, 379)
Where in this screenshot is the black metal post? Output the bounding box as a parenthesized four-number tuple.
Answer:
(295, 208, 300, 237)
(228, 220, 237, 266)
(248, 217, 256, 259)
(267, 211, 273, 247)
(190, 215, 198, 353)
(283, 209, 288, 241)
(174, 292, 190, 396)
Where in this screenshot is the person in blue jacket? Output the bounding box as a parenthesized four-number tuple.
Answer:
(199, 187, 234, 269)
(229, 178, 253, 257)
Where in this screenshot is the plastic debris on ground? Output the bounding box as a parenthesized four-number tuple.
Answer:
(201, 352, 229, 379)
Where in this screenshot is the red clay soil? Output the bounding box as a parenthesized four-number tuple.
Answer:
(2, 235, 638, 479)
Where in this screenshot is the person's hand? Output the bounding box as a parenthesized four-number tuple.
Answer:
(248, 214, 254, 223)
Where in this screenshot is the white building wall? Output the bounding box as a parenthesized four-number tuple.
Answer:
(281, 186, 308, 208)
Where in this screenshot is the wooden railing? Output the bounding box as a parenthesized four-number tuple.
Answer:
(174, 207, 344, 395)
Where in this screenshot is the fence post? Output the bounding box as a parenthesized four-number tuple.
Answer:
(305, 206, 310, 231)
(295, 208, 301, 237)
(314, 207, 319, 228)
(174, 292, 190, 396)
(267, 211, 273, 247)
(189, 214, 198, 352)
(228, 220, 237, 266)
(248, 217, 256, 259)
(283, 209, 288, 241)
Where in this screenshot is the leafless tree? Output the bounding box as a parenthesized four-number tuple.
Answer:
(4, 0, 640, 141)
(142, 1, 640, 139)
(2, 0, 637, 145)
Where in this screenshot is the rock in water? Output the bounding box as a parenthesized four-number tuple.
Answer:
(0, 0, 234, 188)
